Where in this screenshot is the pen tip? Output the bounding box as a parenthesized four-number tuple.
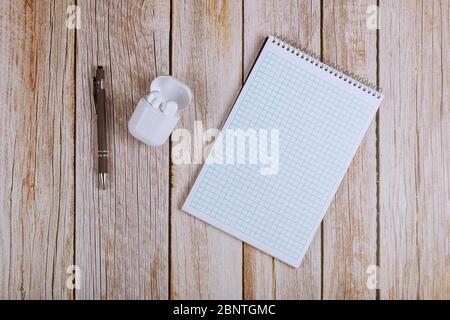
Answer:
(100, 173, 107, 190)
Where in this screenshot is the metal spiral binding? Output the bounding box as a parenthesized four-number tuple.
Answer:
(271, 34, 382, 99)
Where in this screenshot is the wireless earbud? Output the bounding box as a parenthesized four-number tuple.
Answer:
(145, 91, 163, 108)
(145, 92, 179, 117)
(128, 76, 192, 147)
(161, 100, 178, 116)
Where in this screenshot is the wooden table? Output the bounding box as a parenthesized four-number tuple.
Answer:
(0, 0, 448, 300)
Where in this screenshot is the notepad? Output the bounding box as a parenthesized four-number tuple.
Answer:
(182, 36, 384, 267)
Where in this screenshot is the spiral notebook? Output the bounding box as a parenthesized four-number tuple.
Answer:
(182, 36, 384, 267)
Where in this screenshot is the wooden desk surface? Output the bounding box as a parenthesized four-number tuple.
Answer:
(0, 0, 448, 300)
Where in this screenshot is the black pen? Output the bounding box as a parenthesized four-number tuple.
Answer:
(93, 66, 108, 189)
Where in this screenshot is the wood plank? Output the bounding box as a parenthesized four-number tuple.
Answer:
(170, 0, 243, 299)
(242, 0, 322, 300)
(378, 0, 420, 300)
(379, 0, 450, 299)
(0, 0, 75, 299)
(322, 0, 378, 299)
(415, 0, 450, 299)
(75, 0, 170, 299)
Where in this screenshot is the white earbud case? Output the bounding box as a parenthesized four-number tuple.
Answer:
(128, 76, 192, 147)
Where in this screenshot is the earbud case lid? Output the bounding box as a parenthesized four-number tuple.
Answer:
(150, 76, 192, 111)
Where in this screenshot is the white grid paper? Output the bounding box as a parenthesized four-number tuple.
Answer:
(183, 38, 383, 267)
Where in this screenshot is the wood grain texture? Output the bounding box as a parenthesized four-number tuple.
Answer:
(379, 0, 450, 299)
(242, 0, 322, 300)
(170, 0, 243, 299)
(75, 0, 170, 299)
(0, 0, 75, 299)
(321, 0, 378, 299)
(0, 0, 449, 300)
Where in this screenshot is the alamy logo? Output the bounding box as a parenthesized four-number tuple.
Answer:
(366, 5, 381, 30)
(66, 5, 81, 30)
(172, 121, 280, 175)
(347, 4, 381, 30)
(366, 264, 380, 290)
(66, 265, 81, 290)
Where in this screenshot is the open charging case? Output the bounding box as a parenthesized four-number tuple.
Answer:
(128, 76, 192, 147)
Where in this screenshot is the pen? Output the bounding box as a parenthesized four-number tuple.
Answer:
(93, 66, 108, 189)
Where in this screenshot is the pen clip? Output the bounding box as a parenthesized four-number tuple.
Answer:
(93, 77, 98, 114)
(93, 66, 105, 115)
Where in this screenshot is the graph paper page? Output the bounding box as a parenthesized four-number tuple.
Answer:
(182, 36, 383, 267)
